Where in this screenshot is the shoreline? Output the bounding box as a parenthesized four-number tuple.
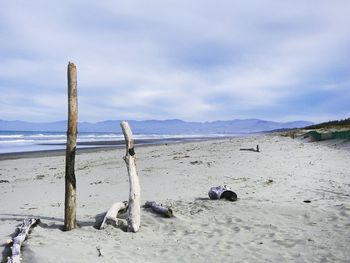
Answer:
(0, 135, 236, 161)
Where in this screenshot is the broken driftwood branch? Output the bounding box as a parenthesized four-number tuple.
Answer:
(144, 201, 173, 218)
(100, 201, 128, 229)
(121, 121, 141, 232)
(7, 218, 40, 263)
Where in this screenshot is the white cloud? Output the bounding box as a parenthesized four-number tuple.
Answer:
(0, 0, 349, 122)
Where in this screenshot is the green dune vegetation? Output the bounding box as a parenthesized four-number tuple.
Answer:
(279, 118, 350, 141)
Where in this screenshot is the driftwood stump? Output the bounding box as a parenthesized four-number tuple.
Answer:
(7, 218, 39, 263)
(65, 62, 78, 231)
(121, 121, 141, 232)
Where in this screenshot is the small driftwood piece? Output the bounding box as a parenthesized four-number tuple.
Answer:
(144, 201, 173, 218)
(240, 145, 260, 152)
(100, 201, 128, 229)
(121, 121, 141, 232)
(7, 218, 40, 263)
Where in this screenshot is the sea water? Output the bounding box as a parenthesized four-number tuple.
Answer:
(0, 131, 233, 154)
(0, 131, 122, 154)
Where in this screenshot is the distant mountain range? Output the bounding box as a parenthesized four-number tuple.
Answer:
(0, 119, 313, 134)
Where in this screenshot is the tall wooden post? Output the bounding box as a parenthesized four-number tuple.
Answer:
(64, 62, 78, 231)
(121, 121, 141, 232)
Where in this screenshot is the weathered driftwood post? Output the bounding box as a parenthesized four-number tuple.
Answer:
(64, 62, 78, 231)
(121, 121, 141, 232)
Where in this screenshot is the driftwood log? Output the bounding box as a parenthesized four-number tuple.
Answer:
(121, 121, 141, 232)
(7, 218, 40, 263)
(65, 62, 78, 231)
(239, 145, 260, 152)
(144, 201, 173, 218)
(100, 201, 128, 229)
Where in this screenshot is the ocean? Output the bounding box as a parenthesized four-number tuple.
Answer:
(0, 131, 234, 154)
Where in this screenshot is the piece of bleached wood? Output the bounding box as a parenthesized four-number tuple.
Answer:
(144, 201, 173, 218)
(100, 201, 128, 229)
(120, 121, 141, 233)
(7, 218, 39, 263)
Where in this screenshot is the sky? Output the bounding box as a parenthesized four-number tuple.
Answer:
(0, 0, 349, 123)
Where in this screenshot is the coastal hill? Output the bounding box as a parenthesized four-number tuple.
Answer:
(303, 118, 350, 130)
(0, 119, 312, 134)
(277, 118, 350, 141)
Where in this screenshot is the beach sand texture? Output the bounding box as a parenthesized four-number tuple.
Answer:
(1, 135, 349, 262)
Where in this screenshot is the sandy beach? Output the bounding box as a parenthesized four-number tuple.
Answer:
(1, 135, 349, 262)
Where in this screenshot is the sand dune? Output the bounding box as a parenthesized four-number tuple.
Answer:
(1, 135, 349, 262)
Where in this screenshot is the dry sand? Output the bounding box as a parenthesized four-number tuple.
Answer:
(0, 135, 349, 262)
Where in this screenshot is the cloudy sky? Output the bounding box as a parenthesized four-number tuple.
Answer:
(0, 0, 349, 123)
